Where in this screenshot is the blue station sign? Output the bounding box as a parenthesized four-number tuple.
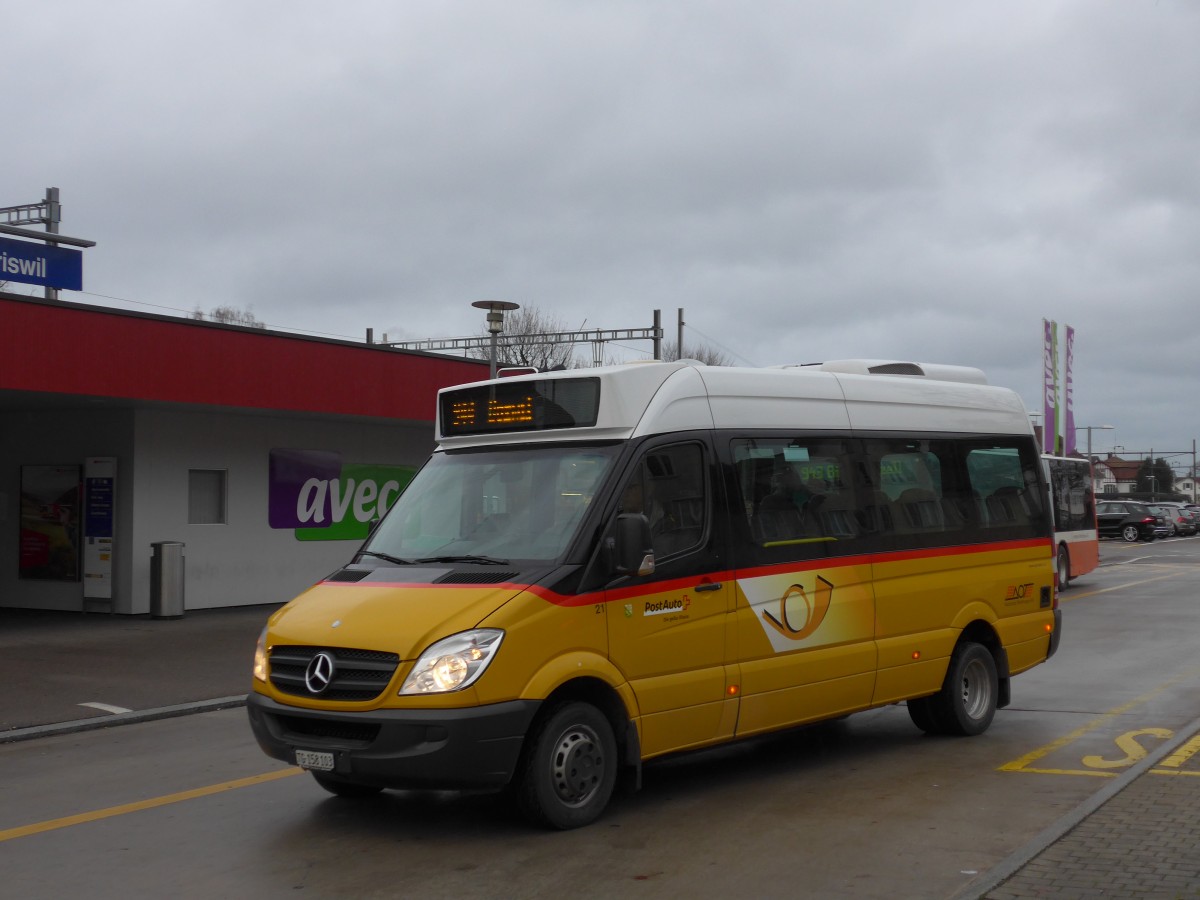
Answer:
(0, 236, 83, 291)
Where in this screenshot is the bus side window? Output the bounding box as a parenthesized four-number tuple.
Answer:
(620, 443, 707, 560)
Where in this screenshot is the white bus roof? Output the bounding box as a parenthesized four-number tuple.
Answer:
(435, 359, 1034, 448)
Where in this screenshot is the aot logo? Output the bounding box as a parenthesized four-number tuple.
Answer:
(1004, 582, 1036, 602)
(268, 449, 415, 541)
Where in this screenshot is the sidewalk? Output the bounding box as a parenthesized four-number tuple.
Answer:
(0, 604, 276, 739)
(2, 604, 1198, 897)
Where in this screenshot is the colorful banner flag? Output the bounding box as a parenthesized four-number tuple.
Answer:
(1063, 326, 1076, 455)
(1042, 319, 1056, 453)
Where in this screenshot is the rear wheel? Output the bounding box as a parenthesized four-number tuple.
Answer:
(1056, 544, 1070, 590)
(516, 701, 617, 830)
(924, 642, 998, 736)
(1122, 524, 1140, 543)
(311, 772, 385, 799)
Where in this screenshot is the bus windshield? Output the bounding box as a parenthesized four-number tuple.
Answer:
(363, 444, 619, 564)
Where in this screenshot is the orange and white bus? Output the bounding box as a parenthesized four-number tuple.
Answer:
(248, 359, 1061, 828)
(1044, 455, 1099, 589)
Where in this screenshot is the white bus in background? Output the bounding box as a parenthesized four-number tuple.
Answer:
(1044, 455, 1099, 589)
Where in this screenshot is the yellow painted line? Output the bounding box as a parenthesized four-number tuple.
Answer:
(999, 664, 1200, 775)
(0, 767, 302, 844)
(1059, 568, 1187, 603)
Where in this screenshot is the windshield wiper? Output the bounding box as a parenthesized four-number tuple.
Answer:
(414, 555, 511, 566)
(358, 550, 416, 566)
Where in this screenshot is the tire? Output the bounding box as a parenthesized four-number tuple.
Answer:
(1122, 524, 1140, 543)
(1056, 544, 1070, 591)
(516, 701, 618, 830)
(906, 696, 940, 734)
(924, 642, 998, 737)
(311, 772, 385, 799)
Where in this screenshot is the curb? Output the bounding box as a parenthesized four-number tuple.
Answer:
(0, 696, 247, 745)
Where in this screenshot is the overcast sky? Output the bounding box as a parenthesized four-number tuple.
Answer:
(7, 1, 1199, 467)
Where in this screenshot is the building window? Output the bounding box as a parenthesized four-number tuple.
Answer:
(1103, 483, 1118, 495)
(188, 469, 227, 524)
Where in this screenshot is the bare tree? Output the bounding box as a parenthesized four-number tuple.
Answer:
(658, 339, 732, 367)
(192, 304, 267, 329)
(474, 305, 578, 370)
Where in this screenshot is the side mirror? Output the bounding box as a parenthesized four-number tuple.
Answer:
(610, 513, 655, 577)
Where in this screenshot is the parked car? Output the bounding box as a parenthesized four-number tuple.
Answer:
(1150, 505, 1180, 536)
(1153, 503, 1197, 537)
(1180, 509, 1199, 536)
(1095, 500, 1159, 542)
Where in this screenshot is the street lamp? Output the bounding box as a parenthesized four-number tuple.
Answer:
(1074, 424, 1114, 462)
(471, 300, 520, 378)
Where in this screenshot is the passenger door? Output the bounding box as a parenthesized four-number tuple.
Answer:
(603, 439, 738, 758)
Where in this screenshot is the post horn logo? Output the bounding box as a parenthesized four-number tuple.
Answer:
(762, 576, 833, 640)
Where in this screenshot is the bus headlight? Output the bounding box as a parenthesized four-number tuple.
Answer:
(400, 629, 504, 694)
(253, 627, 269, 683)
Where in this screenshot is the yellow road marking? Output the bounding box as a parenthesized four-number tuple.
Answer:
(0, 767, 302, 844)
(1150, 734, 1200, 776)
(1059, 567, 1188, 603)
(1080, 728, 1172, 769)
(999, 664, 1200, 776)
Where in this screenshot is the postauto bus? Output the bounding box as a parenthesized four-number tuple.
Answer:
(248, 359, 1061, 829)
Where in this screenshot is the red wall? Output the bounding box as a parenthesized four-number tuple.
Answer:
(0, 297, 490, 421)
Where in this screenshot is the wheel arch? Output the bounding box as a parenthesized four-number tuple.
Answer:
(531, 675, 642, 785)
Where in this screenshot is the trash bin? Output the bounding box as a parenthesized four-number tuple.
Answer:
(150, 541, 185, 618)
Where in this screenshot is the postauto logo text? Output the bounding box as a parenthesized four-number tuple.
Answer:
(268, 448, 415, 541)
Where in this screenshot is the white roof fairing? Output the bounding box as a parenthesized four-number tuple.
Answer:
(434, 358, 1036, 449)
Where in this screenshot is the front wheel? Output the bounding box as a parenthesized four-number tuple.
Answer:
(1122, 524, 1140, 543)
(924, 642, 998, 736)
(1056, 544, 1070, 590)
(516, 701, 618, 830)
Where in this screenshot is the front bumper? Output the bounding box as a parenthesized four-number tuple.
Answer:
(246, 692, 540, 790)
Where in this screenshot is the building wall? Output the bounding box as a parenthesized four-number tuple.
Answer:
(127, 407, 434, 614)
(2, 404, 436, 614)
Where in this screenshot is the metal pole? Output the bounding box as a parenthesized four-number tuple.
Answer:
(489, 331, 497, 378)
(44, 187, 60, 301)
(653, 309, 662, 360)
(677, 308, 684, 359)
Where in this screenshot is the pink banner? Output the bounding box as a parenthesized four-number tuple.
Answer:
(1064, 326, 1076, 455)
(1042, 320, 1056, 453)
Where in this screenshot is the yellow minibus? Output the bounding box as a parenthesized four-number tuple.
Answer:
(248, 359, 1061, 828)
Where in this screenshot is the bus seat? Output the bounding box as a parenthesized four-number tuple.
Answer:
(817, 495, 859, 538)
(986, 486, 1030, 526)
(897, 488, 944, 532)
(857, 491, 896, 535)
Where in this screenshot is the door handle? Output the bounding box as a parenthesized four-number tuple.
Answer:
(695, 581, 722, 592)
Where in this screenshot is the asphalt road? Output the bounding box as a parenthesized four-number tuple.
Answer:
(2, 536, 1199, 899)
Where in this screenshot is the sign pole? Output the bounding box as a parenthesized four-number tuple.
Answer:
(44, 187, 60, 301)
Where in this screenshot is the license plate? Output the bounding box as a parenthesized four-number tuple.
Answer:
(295, 749, 335, 772)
